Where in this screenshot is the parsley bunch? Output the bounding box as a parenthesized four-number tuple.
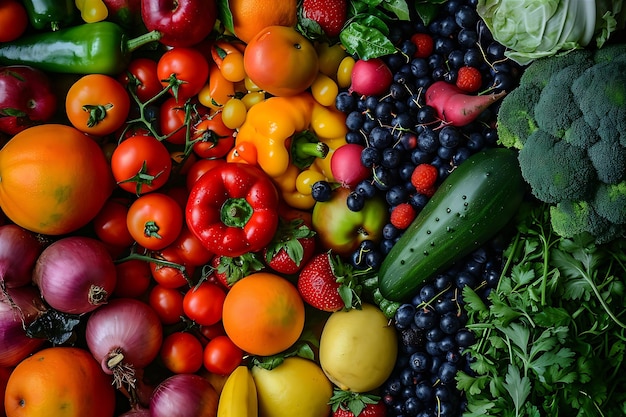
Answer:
(458, 202, 626, 417)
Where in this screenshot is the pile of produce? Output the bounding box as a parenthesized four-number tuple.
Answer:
(0, 0, 625, 416)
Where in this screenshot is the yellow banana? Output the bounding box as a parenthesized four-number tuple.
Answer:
(217, 366, 258, 417)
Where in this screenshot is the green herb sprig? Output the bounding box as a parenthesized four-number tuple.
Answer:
(458, 202, 626, 417)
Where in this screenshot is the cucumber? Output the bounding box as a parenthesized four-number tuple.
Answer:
(378, 147, 525, 301)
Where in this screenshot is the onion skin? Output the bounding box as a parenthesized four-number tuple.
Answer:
(33, 236, 117, 314)
(150, 373, 219, 417)
(0, 224, 43, 289)
(0, 286, 46, 367)
(85, 298, 163, 386)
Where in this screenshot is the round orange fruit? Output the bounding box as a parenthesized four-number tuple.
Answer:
(243, 26, 319, 97)
(4, 347, 116, 417)
(0, 124, 114, 235)
(229, 0, 297, 44)
(222, 272, 305, 356)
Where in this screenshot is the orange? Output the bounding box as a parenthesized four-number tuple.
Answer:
(229, 0, 297, 44)
(0, 124, 114, 235)
(222, 272, 305, 356)
(4, 347, 116, 417)
(243, 26, 319, 97)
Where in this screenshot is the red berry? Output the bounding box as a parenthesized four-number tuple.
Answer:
(390, 203, 416, 229)
(410, 33, 434, 58)
(456, 66, 482, 92)
(411, 163, 438, 196)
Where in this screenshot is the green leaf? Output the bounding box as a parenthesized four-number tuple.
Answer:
(381, 0, 411, 20)
(216, 0, 234, 33)
(456, 371, 490, 396)
(504, 364, 531, 416)
(414, 1, 443, 25)
(339, 22, 396, 60)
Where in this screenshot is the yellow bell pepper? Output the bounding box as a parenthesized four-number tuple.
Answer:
(75, 0, 108, 23)
(231, 91, 347, 210)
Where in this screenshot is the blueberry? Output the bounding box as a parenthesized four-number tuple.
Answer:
(447, 49, 465, 69)
(433, 273, 452, 291)
(364, 95, 380, 111)
(418, 128, 439, 153)
(416, 105, 437, 124)
(386, 185, 408, 206)
(438, 361, 458, 384)
(391, 112, 413, 130)
(466, 132, 485, 151)
(355, 179, 377, 198)
(345, 110, 365, 131)
(410, 57, 430, 78)
(409, 351, 431, 373)
(438, 335, 457, 353)
(457, 28, 478, 47)
(369, 126, 394, 149)
(372, 166, 397, 190)
(404, 396, 423, 415)
(395, 303, 416, 329)
(439, 125, 462, 148)
(434, 297, 456, 314)
(335, 91, 356, 112)
(347, 191, 365, 212)
(360, 146, 381, 168)
(414, 382, 433, 402)
(440, 312, 461, 334)
(374, 101, 394, 124)
(414, 308, 438, 330)
(365, 249, 384, 269)
(452, 147, 472, 165)
(426, 327, 444, 342)
(311, 181, 332, 202)
(455, 328, 477, 347)
(345, 130, 364, 145)
(463, 47, 482, 67)
(455, 4, 478, 28)
(455, 271, 476, 288)
(420, 284, 437, 301)
(411, 148, 432, 165)
(382, 147, 403, 169)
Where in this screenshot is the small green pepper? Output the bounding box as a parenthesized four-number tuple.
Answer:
(0, 22, 161, 75)
(22, 0, 77, 31)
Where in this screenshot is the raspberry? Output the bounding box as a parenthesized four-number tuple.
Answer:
(390, 203, 417, 229)
(410, 33, 434, 58)
(456, 66, 482, 92)
(411, 163, 438, 196)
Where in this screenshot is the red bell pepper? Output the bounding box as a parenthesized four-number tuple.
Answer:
(186, 162, 280, 258)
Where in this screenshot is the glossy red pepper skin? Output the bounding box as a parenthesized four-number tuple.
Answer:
(141, 0, 217, 47)
(186, 163, 280, 258)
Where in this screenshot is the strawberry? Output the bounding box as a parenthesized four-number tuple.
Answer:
(330, 390, 386, 417)
(410, 33, 434, 58)
(263, 218, 316, 275)
(300, 0, 347, 38)
(456, 66, 483, 92)
(297, 251, 361, 312)
(390, 203, 416, 230)
(411, 163, 438, 196)
(209, 253, 264, 289)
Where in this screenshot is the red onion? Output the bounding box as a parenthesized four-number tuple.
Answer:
(33, 236, 117, 314)
(0, 224, 43, 289)
(119, 405, 150, 417)
(150, 373, 219, 417)
(0, 285, 46, 367)
(85, 298, 163, 389)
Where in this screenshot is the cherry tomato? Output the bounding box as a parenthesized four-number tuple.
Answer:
(160, 332, 204, 374)
(168, 226, 214, 267)
(92, 198, 135, 247)
(0, 0, 28, 42)
(199, 321, 227, 342)
(149, 284, 184, 325)
(119, 57, 163, 103)
(221, 98, 248, 129)
(157, 47, 210, 101)
(113, 259, 152, 298)
(183, 282, 226, 326)
(127, 193, 183, 250)
(220, 52, 246, 83)
(111, 135, 172, 195)
(191, 113, 235, 159)
(65, 74, 131, 136)
(202, 335, 243, 375)
(150, 247, 195, 289)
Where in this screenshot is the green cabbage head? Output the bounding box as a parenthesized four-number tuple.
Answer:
(477, 0, 626, 65)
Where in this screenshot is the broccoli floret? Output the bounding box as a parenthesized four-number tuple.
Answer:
(496, 83, 539, 149)
(587, 135, 626, 184)
(517, 48, 593, 91)
(572, 60, 626, 146)
(533, 61, 592, 140)
(549, 200, 612, 239)
(592, 180, 626, 225)
(562, 116, 599, 149)
(517, 129, 596, 204)
(592, 43, 626, 65)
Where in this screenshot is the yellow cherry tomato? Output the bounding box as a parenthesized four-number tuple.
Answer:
(221, 98, 248, 129)
(337, 56, 356, 89)
(310, 73, 338, 108)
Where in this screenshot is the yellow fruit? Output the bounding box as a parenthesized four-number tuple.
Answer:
(217, 366, 258, 417)
(251, 357, 332, 417)
(319, 303, 398, 392)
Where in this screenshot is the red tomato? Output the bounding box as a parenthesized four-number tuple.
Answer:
(92, 198, 135, 248)
(157, 47, 210, 101)
(65, 74, 131, 136)
(0, 0, 28, 42)
(127, 193, 183, 250)
(111, 135, 172, 195)
(191, 113, 236, 159)
(199, 321, 227, 342)
(168, 226, 214, 267)
(159, 96, 187, 145)
(183, 282, 226, 326)
(149, 284, 184, 325)
(160, 332, 204, 374)
(113, 259, 152, 298)
(119, 57, 163, 103)
(202, 335, 243, 375)
(150, 247, 195, 289)
(185, 158, 227, 191)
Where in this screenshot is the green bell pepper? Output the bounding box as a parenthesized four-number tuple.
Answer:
(0, 22, 161, 75)
(22, 0, 77, 31)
